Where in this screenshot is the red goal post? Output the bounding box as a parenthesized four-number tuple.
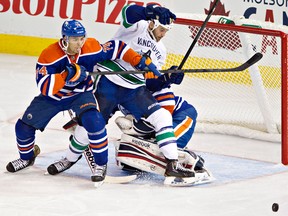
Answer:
(162, 15, 288, 165)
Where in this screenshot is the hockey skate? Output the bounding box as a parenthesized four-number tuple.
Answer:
(163, 159, 200, 186)
(47, 155, 82, 175)
(91, 164, 107, 187)
(165, 159, 195, 178)
(6, 145, 41, 173)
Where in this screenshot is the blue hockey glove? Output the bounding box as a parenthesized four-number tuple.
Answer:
(167, 66, 184, 84)
(146, 77, 170, 92)
(145, 66, 184, 92)
(145, 71, 170, 92)
(65, 63, 87, 86)
(145, 4, 176, 25)
(157, 66, 184, 85)
(135, 55, 161, 77)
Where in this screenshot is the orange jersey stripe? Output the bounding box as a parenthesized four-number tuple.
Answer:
(174, 117, 193, 137)
(156, 94, 175, 101)
(41, 79, 49, 95)
(90, 140, 108, 149)
(18, 146, 33, 151)
(162, 105, 175, 114)
(53, 74, 66, 94)
(122, 48, 142, 66)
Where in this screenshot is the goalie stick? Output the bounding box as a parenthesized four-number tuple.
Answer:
(88, 52, 263, 75)
(66, 110, 137, 185)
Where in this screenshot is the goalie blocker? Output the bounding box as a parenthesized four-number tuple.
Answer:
(115, 133, 214, 185)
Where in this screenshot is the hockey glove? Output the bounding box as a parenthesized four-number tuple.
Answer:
(135, 55, 161, 77)
(158, 66, 184, 85)
(167, 66, 184, 85)
(145, 71, 171, 92)
(65, 63, 87, 86)
(145, 4, 176, 25)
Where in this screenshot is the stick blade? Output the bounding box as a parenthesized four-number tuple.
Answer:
(247, 52, 263, 66)
(236, 52, 263, 71)
(104, 174, 138, 184)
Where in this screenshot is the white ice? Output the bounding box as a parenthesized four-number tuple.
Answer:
(0, 54, 287, 216)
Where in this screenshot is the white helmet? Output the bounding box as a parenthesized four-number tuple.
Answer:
(151, 19, 173, 31)
(148, 19, 173, 41)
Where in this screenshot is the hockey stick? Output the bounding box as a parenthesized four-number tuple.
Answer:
(88, 52, 263, 75)
(178, 0, 220, 69)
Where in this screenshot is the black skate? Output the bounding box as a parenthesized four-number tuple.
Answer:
(91, 164, 107, 187)
(165, 159, 195, 178)
(6, 145, 41, 173)
(47, 155, 82, 175)
(164, 159, 198, 186)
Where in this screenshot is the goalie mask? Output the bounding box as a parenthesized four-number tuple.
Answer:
(148, 19, 173, 42)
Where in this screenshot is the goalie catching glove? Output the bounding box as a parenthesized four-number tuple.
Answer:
(65, 63, 88, 86)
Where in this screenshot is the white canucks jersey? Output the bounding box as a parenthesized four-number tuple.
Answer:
(96, 20, 167, 89)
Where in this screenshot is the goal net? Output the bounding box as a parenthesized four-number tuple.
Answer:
(162, 15, 288, 165)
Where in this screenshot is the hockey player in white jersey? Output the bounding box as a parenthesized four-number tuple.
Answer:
(49, 4, 198, 185)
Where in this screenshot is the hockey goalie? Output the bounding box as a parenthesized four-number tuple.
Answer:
(114, 103, 214, 186)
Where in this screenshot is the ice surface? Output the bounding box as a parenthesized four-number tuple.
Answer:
(0, 54, 287, 216)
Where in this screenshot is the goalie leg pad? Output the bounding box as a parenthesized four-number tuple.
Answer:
(115, 135, 214, 186)
(115, 134, 208, 175)
(115, 134, 167, 175)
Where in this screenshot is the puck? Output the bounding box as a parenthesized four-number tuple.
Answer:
(272, 203, 279, 212)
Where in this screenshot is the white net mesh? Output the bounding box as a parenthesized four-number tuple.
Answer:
(162, 15, 288, 142)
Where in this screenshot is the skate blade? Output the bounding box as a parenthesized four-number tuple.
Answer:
(164, 171, 214, 187)
(164, 176, 198, 187)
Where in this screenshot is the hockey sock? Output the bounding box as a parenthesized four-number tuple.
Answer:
(81, 109, 108, 166)
(15, 119, 36, 160)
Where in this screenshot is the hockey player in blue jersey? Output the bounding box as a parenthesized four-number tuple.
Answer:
(53, 4, 198, 185)
(6, 19, 163, 185)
